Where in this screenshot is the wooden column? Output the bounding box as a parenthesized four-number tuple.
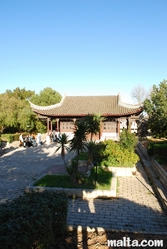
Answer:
(73, 118, 76, 124)
(47, 117, 50, 135)
(56, 119, 59, 132)
(127, 117, 131, 132)
(50, 119, 53, 133)
(117, 118, 120, 136)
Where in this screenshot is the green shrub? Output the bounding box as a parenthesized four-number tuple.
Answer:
(147, 141, 167, 162)
(0, 191, 68, 249)
(35, 120, 46, 134)
(147, 142, 154, 156)
(99, 139, 139, 166)
(5, 134, 14, 143)
(120, 129, 138, 152)
(12, 133, 20, 141)
(1, 133, 30, 142)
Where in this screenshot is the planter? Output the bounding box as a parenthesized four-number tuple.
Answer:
(101, 166, 136, 177)
(26, 174, 117, 199)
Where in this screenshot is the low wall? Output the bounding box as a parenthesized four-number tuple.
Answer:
(101, 166, 136, 176)
(137, 142, 149, 160)
(137, 142, 167, 192)
(25, 174, 117, 199)
(151, 159, 167, 191)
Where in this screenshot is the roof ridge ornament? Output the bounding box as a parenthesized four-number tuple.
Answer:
(29, 94, 66, 110)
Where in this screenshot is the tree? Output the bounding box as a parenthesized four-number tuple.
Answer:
(6, 87, 35, 100)
(131, 85, 149, 104)
(0, 88, 36, 133)
(144, 79, 167, 137)
(84, 114, 104, 140)
(55, 133, 70, 168)
(120, 128, 138, 152)
(84, 140, 97, 171)
(70, 119, 88, 174)
(30, 87, 62, 106)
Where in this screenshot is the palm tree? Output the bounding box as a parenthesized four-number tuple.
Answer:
(55, 133, 69, 169)
(70, 119, 88, 173)
(84, 114, 104, 141)
(84, 140, 97, 172)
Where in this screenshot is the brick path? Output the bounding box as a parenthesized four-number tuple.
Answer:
(0, 142, 167, 234)
(67, 162, 167, 233)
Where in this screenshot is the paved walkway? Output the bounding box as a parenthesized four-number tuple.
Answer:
(0, 143, 72, 202)
(0, 142, 167, 234)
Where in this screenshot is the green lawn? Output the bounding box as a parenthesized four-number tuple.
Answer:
(34, 167, 112, 190)
(72, 152, 88, 161)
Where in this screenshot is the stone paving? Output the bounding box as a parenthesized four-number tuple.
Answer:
(0, 142, 167, 234)
(67, 162, 167, 233)
(0, 143, 72, 203)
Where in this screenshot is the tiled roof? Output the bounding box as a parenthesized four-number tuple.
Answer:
(29, 95, 143, 117)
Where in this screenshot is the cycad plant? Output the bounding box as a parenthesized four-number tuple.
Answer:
(70, 119, 88, 173)
(84, 114, 104, 140)
(55, 133, 69, 169)
(84, 140, 97, 172)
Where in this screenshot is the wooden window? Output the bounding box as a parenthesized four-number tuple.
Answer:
(61, 121, 74, 131)
(102, 121, 117, 132)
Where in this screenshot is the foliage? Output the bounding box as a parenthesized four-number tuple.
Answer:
(70, 119, 88, 172)
(55, 133, 70, 167)
(147, 141, 167, 164)
(84, 140, 98, 171)
(0, 87, 62, 133)
(99, 140, 139, 166)
(35, 120, 47, 133)
(144, 79, 167, 137)
(1, 133, 29, 142)
(0, 88, 36, 133)
(5, 87, 34, 100)
(120, 128, 138, 152)
(0, 191, 68, 249)
(83, 114, 104, 140)
(72, 152, 88, 161)
(34, 167, 112, 190)
(4, 134, 14, 143)
(30, 87, 62, 106)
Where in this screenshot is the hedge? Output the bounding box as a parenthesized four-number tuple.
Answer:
(1, 133, 29, 142)
(147, 141, 167, 160)
(0, 191, 68, 249)
(98, 139, 139, 166)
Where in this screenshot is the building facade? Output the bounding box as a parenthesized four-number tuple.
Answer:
(29, 94, 143, 141)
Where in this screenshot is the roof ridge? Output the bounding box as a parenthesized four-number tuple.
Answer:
(29, 94, 66, 110)
(118, 93, 143, 109)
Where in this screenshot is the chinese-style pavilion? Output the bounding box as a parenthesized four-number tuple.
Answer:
(29, 93, 143, 140)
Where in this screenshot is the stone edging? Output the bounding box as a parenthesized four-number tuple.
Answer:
(25, 172, 117, 200)
(67, 225, 167, 235)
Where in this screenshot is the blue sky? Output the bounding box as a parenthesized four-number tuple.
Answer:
(0, 0, 167, 103)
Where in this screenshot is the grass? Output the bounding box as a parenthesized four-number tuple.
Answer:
(72, 152, 88, 161)
(34, 167, 112, 190)
(72, 152, 136, 167)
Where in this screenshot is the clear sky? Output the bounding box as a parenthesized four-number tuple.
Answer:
(1, 0, 167, 103)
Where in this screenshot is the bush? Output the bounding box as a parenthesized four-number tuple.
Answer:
(120, 129, 138, 152)
(5, 134, 14, 143)
(147, 141, 167, 161)
(99, 139, 139, 166)
(1, 133, 30, 142)
(35, 120, 46, 134)
(0, 191, 68, 249)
